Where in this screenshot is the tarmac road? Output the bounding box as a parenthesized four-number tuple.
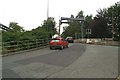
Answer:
(2, 43, 118, 78)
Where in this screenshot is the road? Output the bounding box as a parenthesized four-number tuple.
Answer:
(2, 43, 118, 78)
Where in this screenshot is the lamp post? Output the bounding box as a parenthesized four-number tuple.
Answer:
(47, 0, 49, 19)
(58, 19, 61, 37)
(112, 8, 115, 40)
(81, 21, 84, 40)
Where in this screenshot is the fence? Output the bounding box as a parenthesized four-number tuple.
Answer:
(2, 38, 49, 54)
(74, 38, 119, 46)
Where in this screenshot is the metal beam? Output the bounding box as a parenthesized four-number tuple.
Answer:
(0, 23, 11, 31)
(60, 21, 72, 24)
(60, 17, 84, 40)
(61, 17, 84, 21)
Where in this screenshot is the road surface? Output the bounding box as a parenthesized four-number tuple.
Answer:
(2, 43, 118, 78)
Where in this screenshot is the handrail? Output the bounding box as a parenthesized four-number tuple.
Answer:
(2, 38, 49, 54)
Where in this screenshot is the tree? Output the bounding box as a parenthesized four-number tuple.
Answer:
(3, 17, 57, 42)
(31, 26, 49, 39)
(9, 22, 24, 32)
(3, 22, 25, 41)
(90, 16, 109, 38)
(76, 11, 84, 18)
(107, 2, 120, 40)
(83, 15, 93, 38)
(62, 11, 85, 39)
(42, 17, 57, 38)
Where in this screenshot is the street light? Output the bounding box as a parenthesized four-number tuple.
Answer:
(47, 0, 49, 19)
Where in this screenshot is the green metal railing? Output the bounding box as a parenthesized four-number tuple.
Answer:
(2, 38, 49, 54)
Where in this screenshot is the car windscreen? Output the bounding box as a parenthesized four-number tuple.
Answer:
(51, 39, 60, 42)
(66, 37, 72, 39)
(67, 37, 72, 38)
(68, 38, 73, 39)
(66, 37, 73, 39)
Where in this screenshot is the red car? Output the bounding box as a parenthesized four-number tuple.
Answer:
(49, 38, 69, 50)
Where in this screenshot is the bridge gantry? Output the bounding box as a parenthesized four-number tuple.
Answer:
(0, 23, 11, 31)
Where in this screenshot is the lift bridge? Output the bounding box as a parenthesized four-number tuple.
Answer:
(60, 17, 84, 24)
(0, 23, 11, 31)
(58, 17, 85, 39)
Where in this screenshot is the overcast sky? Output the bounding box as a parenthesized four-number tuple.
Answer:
(0, 0, 119, 31)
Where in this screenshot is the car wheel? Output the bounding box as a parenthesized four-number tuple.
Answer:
(50, 47, 53, 50)
(66, 45, 69, 48)
(60, 45, 64, 50)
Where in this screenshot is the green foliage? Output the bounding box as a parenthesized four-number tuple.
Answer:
(42, 17, 57, 38)
(84, 15, 93, 29)
(9, 22, 24, 32)
(62, 2, 120, 41)
(62, 11, 84, 39)
(83, 15, 93, 38)
(96, 2, 120, 40)
(31, 26, 49, 39)
(90, 16, 110, 38)
(20, 31, 34, 40)
(3, 22, 24, 41)
(3, 2, 120, 41)
(3, 18, 57, 42)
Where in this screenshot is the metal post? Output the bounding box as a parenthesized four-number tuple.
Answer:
(58, 20, 61, 37)
(47, 0, 49, 19)
(36, 39, 38, 48)
(112, 11, 115, 40)
(75, 33, 77, 39)
(60, 17, 84, 39)
(81, 21, 84, 41)
(88, 29, 89, 39)
(17, 41, 19, 51)
(0, 29, 2, 54)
